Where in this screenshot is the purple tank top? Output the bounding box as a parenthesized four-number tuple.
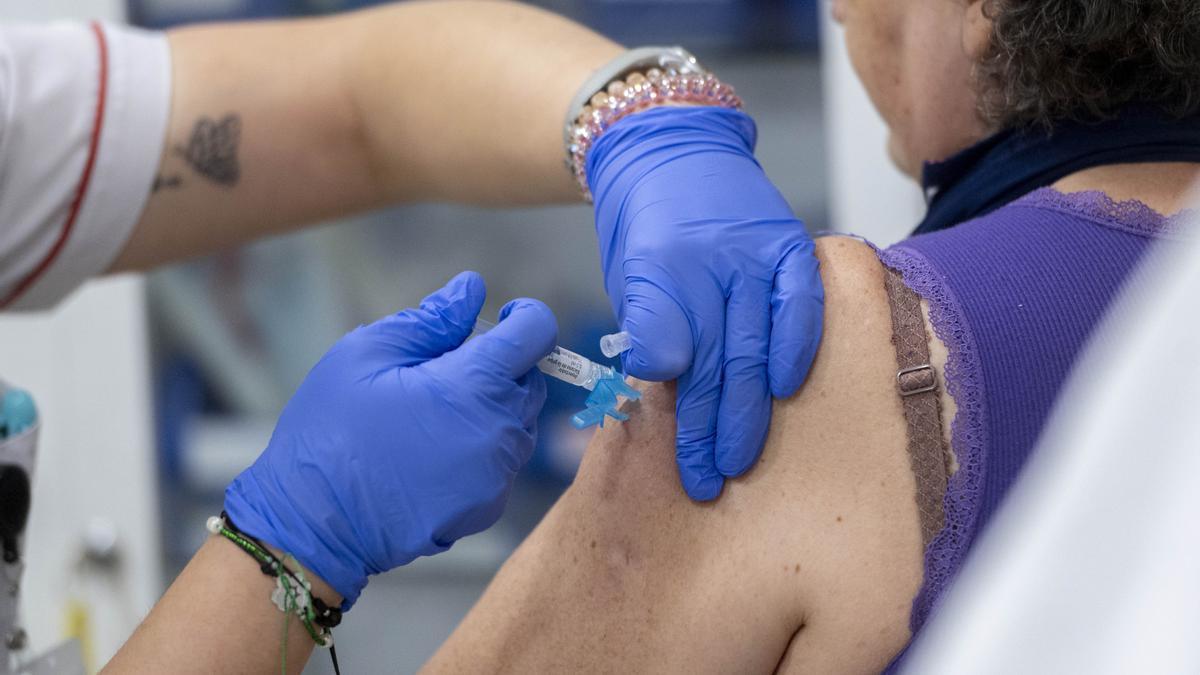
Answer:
(877, 187, 1193, 636)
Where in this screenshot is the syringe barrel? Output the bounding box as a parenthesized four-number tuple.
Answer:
(474, 318, 606, 390)
(538, 346, 603, 390)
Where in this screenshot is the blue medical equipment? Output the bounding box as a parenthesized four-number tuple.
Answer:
(0, 382, 38, 668)
(226, 273, 556, 608)
(589, 105, 823, 500)
(473, 320, 640, 429)
(0, 389, 37, 438)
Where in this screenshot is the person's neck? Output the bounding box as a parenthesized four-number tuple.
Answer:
(1054, 163, 1200, 217)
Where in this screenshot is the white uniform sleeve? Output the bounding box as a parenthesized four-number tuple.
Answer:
(0, 21, 170, 311)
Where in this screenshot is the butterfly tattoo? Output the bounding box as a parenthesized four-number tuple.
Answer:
(175, 114, 242, 187)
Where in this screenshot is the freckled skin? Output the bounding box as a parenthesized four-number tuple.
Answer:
(834, 0, 992, 177)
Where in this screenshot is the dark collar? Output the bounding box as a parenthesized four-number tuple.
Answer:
(914, 108, 1200, 235)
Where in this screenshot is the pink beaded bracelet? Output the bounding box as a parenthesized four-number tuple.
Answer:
(566, 68, 744, 201)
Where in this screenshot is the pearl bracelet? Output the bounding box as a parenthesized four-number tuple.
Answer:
(566, 68, 744, 201)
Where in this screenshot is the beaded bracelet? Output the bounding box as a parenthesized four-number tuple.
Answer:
(566, 67, 744, 201)
(206, 513, 342, 656)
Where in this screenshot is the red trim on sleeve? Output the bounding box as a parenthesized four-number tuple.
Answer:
(1, 21, 110, 309)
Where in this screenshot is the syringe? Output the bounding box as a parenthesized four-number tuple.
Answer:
(473, 319, 615, 391)
(473, 318, 641, 429)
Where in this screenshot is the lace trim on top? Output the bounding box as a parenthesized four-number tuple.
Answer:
(875, 245, 989, 635)
(1014, 187, 1196, 240)
(872, 187, 1189, 635)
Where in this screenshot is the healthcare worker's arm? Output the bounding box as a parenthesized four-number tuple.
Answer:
(103, 537, 340, 674)
(105, 271, 557, 674)
(115, 0, 621, 270)
(127, 3, 822, 498)
(119, 3, 816, 494)
(117, 2, 823, 497)
(587, 108, 822, 500)
(0, 2, 617, 307)
(0, 0, 823, 499)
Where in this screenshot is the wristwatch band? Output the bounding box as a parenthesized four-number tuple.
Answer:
(563, 47, 743, 200)
(562, 46, 707, 151)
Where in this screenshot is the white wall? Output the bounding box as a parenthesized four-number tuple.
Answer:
(1, 279, 162, 669)
(0, 1, 161, 669)
(819, 0, 924, 245)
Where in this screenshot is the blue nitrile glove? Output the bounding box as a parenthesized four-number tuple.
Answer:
(224, 271, 556, 609)
(589, 106, 823, 501)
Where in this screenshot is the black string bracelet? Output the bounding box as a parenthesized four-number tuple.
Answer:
(208, 512, 343, 674)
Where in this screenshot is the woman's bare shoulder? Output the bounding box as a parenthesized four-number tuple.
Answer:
(427, 236, 928, 674)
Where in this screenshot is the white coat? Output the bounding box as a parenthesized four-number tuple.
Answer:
(0, 21, 168, 310)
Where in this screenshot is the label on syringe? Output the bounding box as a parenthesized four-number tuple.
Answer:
(538, 347, 590, 387)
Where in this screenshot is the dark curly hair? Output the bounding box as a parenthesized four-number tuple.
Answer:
(977, 0, 1200, 129)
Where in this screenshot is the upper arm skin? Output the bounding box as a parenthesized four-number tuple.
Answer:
(425, 237, 930, 674)
(111, 15, 377, 271)
(110, 3, 619, 272)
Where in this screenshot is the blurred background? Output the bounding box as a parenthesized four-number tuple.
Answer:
(0, 0, 921, 672)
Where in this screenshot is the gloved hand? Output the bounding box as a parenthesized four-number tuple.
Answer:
(588, 106, 823, 501)
(225, 271, 556, 609)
